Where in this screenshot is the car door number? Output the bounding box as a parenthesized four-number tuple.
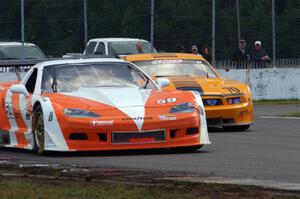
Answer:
(5, 102, 14, 119)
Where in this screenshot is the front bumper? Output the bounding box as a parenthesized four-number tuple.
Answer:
(204, 102, 253, 127)
(47, 112, 209, 151)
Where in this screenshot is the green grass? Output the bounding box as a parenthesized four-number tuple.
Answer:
(254, 99, 300, 105)
(0, 178, 299, 199)
(282, 112, 300, 117)
(0, 179, 210, 199)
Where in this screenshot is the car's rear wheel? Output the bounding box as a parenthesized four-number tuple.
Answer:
(223, 125, 250, 131)
(32, 105, 45, 154)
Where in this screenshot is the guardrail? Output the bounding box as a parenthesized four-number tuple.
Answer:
(214, 58, 300, 69)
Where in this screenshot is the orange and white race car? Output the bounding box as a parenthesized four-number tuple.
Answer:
(124, 53, 253, 130)
(0, 58, 210, 154)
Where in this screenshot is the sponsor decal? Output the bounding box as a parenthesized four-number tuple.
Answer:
(239, 110, 248, 119)
(122, 117, 153, 121)
(159, 115, 176, 121)
(90, 120, 114, 126)
(157, 98, 176, 104)
(152, 60, 182, 65)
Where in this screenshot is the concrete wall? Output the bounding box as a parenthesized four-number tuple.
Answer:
(1, 69, 299, 100)
(217, 68, 300, 100)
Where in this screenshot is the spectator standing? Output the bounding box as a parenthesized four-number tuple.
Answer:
(232, 39, 249, 68)
(191, 45, 201, 55)
(250, 41, 270, 68)
(201, 45, 212, 64)
(250, 41, 270, 61)
(136, 42, 144, 53)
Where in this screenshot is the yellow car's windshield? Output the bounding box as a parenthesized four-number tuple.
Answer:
(133, 59, 217, 78)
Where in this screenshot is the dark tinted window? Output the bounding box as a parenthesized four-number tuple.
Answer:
(85, 42, 97, 55)
(95, 43, 105, 55)
(134, 59, 218, 78)
(0, 46, 45, 60)
(25, 68, 38, 93)
(108, 41, 156, 56)
(42, 63, 156, 93)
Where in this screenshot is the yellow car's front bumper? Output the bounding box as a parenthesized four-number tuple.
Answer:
(204, 101, 253, 127)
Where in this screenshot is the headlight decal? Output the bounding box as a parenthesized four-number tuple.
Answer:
(64, 108, 101, 118)
(169, 102, 195, 114)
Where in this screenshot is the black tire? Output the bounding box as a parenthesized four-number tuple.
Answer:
(32, 105, 45, 155)
(223, 125, 250, 131)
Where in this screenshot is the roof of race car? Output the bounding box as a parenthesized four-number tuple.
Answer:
(88, 38, 149, 43)
(124, 53, 205, 62)
(34, 58, 127, 69)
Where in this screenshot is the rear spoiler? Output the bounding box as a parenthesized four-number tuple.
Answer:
(0, 59, 49, 80)
(0, 56, 118, 81)
(0, 59, 48, 80)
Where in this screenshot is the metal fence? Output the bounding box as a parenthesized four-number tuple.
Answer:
(0, 0, 299, 67)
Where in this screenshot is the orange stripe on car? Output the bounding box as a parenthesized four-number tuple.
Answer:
(11, 93, 28, 147)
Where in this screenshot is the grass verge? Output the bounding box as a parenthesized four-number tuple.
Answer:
(254, 99, 300, 105)
(0, 163, 300, 199)
(1, 177, 300, 199)
(281, 112, 300, 117)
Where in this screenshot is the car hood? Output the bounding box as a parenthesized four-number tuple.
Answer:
(45, 87, 196, 131)
(64, 87, 152, 108)
(165, 76, 247, 96)
(48, 86, 194, 110)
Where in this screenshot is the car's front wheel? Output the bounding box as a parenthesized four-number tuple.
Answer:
(32, 105, 45, 154)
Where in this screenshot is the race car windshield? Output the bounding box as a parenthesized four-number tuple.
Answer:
(133, 59, 218, 78)
(0, 46, 45, 60)
(41, 63, 156, 93)
(108, 41, 156, 56)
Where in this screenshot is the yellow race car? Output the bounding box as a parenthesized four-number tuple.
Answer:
(124, 53, 253, 130)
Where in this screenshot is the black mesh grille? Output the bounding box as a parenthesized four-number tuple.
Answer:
(112, 130, 166, 144)
(207, 118, 222, 126)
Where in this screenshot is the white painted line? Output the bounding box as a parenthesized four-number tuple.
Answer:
(259, 116, 300, 120)
(161, 176, 300, 191)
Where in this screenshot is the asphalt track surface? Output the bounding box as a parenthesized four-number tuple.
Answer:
(1, 104, 300, 184)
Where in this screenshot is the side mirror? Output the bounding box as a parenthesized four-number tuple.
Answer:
(156, 78, 170, 88)
(9, 84, 29, 96)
